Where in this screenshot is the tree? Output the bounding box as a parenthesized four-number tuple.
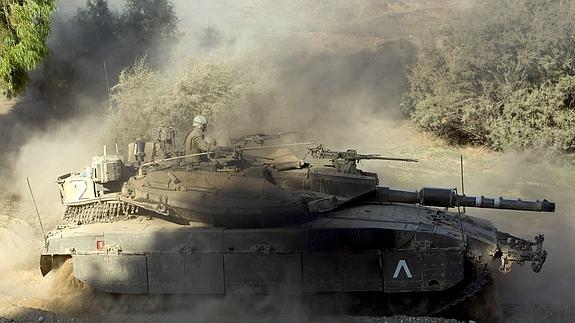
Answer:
(73, 0, 118, 45)
(28, 0, 177, 117)
(120, 0, 177, 60)
(0, 0, 55, 96)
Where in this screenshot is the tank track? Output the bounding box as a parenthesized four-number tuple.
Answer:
(372, 260, 491, 316)
(429, 261, 491, 315)
(63, 201, 139, 224)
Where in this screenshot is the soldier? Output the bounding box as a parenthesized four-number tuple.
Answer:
(184, 115, 216, 163)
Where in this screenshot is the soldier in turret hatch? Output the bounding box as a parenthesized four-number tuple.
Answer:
(184, 115, 216, 163)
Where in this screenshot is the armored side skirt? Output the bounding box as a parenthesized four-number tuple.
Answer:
(43, 248, 463, 294)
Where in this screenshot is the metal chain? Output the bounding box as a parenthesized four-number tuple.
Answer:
(63, 202, 138, 224)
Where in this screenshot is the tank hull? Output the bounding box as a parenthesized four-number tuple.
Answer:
(42, 203, 499, 293)
(44, 201, 550, 315)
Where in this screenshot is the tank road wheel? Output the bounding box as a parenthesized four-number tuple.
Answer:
(386, 293, 431, 316)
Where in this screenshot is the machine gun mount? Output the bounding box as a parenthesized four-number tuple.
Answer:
(307, 144, 418, 174)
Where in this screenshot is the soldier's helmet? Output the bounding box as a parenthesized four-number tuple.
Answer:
(193, 115, 208, 128)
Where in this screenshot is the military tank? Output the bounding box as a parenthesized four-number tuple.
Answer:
(41, 128, 555, 315)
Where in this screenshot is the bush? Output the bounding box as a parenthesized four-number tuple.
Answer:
(0, 0, 55, 96)
(109, 58, 238, 146)
(487, 76, 575, 152)
(403, 0, 575, 152)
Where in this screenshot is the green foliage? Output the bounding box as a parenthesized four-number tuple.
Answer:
(70, 0, 177, 69)
(488, 76, 575, 152)
(110, 59, 237, 146)
(403, 0, 575, 152)
(0, 0, 55, 96)
(73, 0, 118, 44)
(122, 0, 177, 44)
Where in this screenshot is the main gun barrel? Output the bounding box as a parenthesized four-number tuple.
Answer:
(360, 155, 419, 162)
(376, 187, 555, 212)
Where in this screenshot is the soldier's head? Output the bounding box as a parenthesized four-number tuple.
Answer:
(193, 115, 208, 131)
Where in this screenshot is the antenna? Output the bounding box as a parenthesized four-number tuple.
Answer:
(460, 155, 466, 213)
(454, 155, 467, 246)
(103, 59, 112, 109)
(455, 187, 467, 246)
(26, 177, 46, 239)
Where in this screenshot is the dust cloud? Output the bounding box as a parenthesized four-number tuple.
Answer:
(1, 0, 574, 322)
(458, 156, 575, 321)
(468, 156, 575, 309)
(0, 117, 108, 305)
(354, 130, 575, 320)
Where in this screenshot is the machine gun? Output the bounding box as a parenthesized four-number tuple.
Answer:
(307, 144, 418, 174)
(230, 132, 297, 147)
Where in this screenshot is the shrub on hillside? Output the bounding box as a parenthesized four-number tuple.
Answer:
(403, 0, 575, 152)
